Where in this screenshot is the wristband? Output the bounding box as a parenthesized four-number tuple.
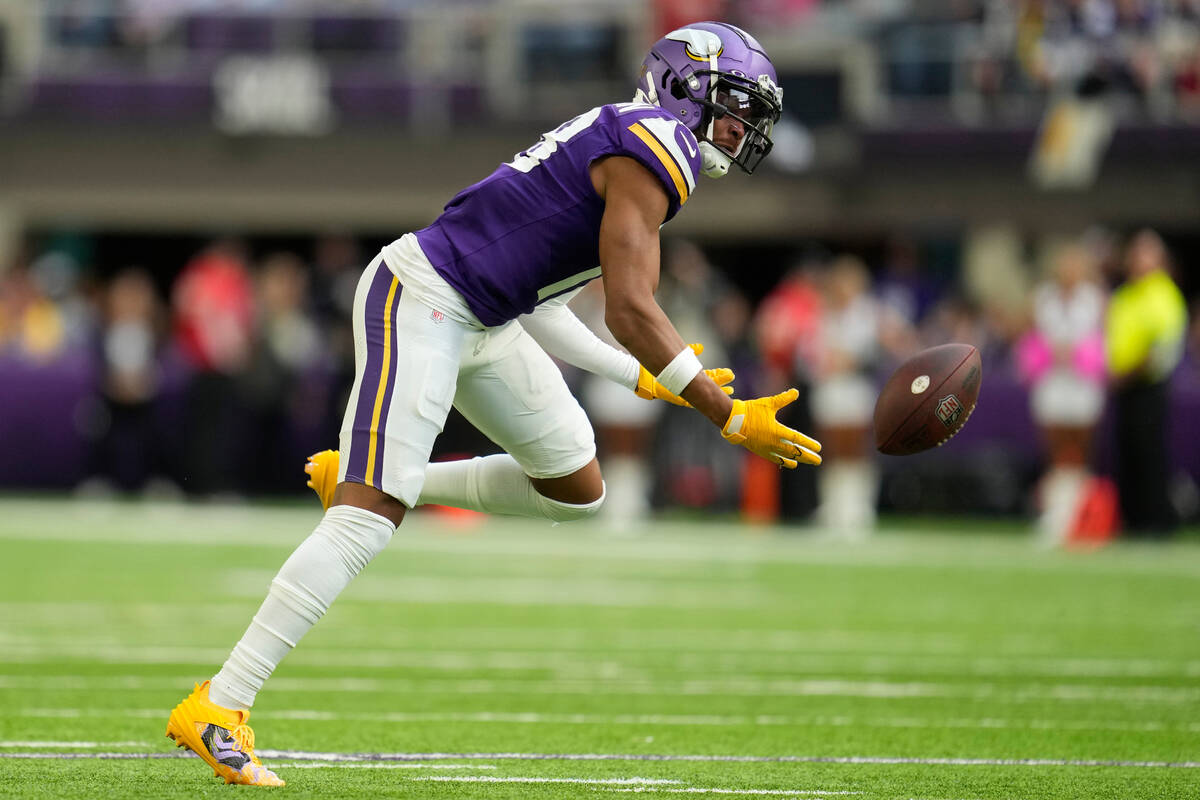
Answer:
(655, 346, 704, 397)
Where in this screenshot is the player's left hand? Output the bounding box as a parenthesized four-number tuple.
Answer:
(635, 343, 734, 406)
(721, 389, 822, 468)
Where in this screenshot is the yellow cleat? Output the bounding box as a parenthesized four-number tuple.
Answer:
(166, 681, 285, 787)
(304, 449, 339, 511)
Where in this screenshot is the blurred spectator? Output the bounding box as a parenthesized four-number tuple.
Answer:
(87, 266, 169, 492)
(1190, 297, 1200, 360)
(30, 249, 93, 345)
(1105, 228, 1188, 536)
(920, 292, 993, 353)
(309, 232, 361, 448)
(171, 238, 255, 497)
(876, 234, 942, 326)
(0, 264, 65, 361)
(49, 0, 119, 48)
(240, 251, 324, 496)
(117, 0, 186, 52)
(1175, 39, 1200, 115)
(731, 0, 821, 30)
(655, 240, 745, 513)
(310, 232, 360, 327)
(0, 248, 90, 363)
(708, 281, 757, 394)
(756, 254, 824, 395)
(654, 0, 731, 37)
(572, 240, 748, 525)
(802, 254, 912, 535)
(1016, 242, 1107, 544)
(752, 251, 825, 521)
(572, 280, 663, 527)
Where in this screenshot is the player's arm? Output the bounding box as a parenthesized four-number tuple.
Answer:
(590, 156, 730, 422)
(519, 292, 640, 387)
(519, 298, 733, 405)
(591, 155, 820, 467)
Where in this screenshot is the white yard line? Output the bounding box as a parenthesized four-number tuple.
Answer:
(0, 610, 971, 650)
(3, 639, 1197, 680)
(602, 790, 860, 796)
(2, 749, 1197, 769)
(1, 499, 1197, 577)
(4, 674, 1199, 705)
(257, 751, 1200, 769)
(269, 762, 496, 770)
(0, 741, 147, 748)
(407, 776, 858, 795)
(236, 571, 771, 610)
(0, 609, 1091, 657)
(258, 711, 1181, 733)
(16, 706, 1195, 735)
(409, 776, 682, 785)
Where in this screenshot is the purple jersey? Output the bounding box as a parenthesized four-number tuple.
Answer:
(414, 103, 701, 327)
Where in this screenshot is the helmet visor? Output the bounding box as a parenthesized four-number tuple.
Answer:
(714, 84, 778, 137)
(702, 74, 781, 173)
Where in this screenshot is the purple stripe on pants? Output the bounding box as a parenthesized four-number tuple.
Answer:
(345, 262, 403, 488)
(371, 278, 404, 487)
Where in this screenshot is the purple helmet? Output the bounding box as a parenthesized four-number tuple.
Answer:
(635, 22, 783, 176)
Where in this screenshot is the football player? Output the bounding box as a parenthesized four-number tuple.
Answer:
(166, 22, 821, 786)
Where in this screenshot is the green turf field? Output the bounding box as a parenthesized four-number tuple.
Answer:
(1, 498, 1197, 799)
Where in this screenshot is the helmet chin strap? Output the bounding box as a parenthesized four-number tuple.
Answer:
(637, 75, 731, 176)
(699, 48, 731, 179)
(699, 141, 732, 178)
(634, 84, 657, 106)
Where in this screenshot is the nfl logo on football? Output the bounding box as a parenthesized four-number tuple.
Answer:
(936, 394, 963, 427)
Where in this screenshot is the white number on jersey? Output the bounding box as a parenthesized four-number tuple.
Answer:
(506, 107, 603, 173)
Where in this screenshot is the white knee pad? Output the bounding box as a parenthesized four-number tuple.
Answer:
(535, 482, 606, 523)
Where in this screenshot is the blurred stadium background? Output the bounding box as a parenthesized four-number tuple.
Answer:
(0, 0, 1198, 537)
(4, 5, 1200, 797)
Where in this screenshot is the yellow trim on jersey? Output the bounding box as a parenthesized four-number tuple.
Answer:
(627, 122, 689, 204)
(366, 275, 400, 487)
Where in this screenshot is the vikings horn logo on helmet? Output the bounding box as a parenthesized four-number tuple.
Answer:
(666, 28, 725, 61)
(635, 22, 783, 178)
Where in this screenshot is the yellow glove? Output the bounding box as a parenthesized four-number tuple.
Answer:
(635, 343, 735, 407)
(721, 389, 822, 468)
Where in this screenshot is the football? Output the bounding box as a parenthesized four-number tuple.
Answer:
(873, 343, 982, 456)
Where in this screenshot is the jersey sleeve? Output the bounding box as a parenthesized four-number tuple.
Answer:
(615, 109, 702, 219)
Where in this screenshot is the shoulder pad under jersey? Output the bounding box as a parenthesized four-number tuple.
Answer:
(612, 103, 701, 213)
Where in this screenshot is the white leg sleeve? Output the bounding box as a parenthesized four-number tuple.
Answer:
(420, 454, 604, 523)
(208, 505, 395, 710)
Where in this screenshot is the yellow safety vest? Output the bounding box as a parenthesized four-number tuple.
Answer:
(1105, 270, 1187, 382)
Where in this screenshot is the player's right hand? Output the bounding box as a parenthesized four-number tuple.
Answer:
(721, 389, 822, 468)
